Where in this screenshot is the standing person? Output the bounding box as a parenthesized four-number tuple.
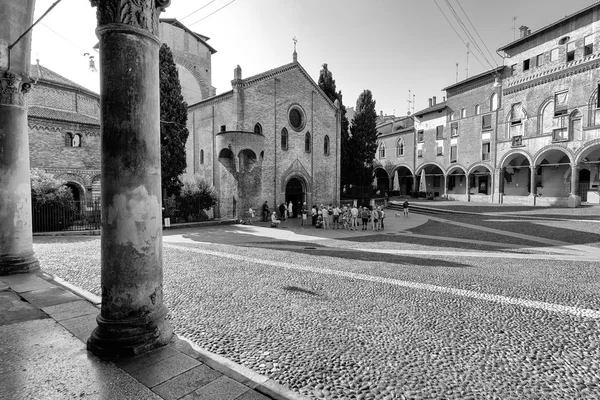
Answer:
(301, 202, 308, 226)
(361, 207, 370, 230)
(379, 206, 385, 229)
(262, 201, 270, 222)
(403, 199, 409, 217)
(332, 204, 340, 229)
(247, 207, 255, 225)
(322, 205, 329, 229)
(279, 202, 286, 220)
(371, 207, 379, 231)
(288, 201, 294, 219)
(312, 204, 317, 226)
(351, 204, 359, 231)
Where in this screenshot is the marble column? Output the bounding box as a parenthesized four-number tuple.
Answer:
(0, 0, 39, 276)
(568, 164, 581, 208)
(87, 0, 173, 357)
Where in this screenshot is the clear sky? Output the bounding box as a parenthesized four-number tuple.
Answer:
(30, 0, 597, 116)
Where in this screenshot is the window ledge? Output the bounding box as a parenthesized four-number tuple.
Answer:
(511, 144, 526, 148)
(481, 128, 493, 132)
(551, 139, 569, 143)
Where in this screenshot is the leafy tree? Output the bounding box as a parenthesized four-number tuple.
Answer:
(177, 175, 218, 221)
(349, 90, 379, 188)
(30, 168, 76, 231)
(160, 43, 189, 197)
(317, 64, 351, 191)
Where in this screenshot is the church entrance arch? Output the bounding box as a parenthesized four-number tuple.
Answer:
(285, 177, 305, 218)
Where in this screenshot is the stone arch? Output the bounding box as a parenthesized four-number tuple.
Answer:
(498, 150, 533, 168)
(533, 145, 574, 166)
(587, 85, 599, 126)
(467, 163, 493, 175)
(537, 96, 554, 135)
(280, 171, 311, 195)
(446, 164, 468, 176)
(391, 163, 414, 176)
(238, 149, 257, 173)
(63, 180, 86, 203)
(396, 137, 405, 157)
(172, 53, 211, 101)
(575, 138, 600, 164)
(416, 161, 446, 175)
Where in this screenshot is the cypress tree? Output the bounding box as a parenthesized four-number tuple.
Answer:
(349, 90, 379, 188)
(159, 43, 189, 197)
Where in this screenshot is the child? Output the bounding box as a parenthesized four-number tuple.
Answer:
(403, 200, 409, 217)
(247, 207, 255, 225)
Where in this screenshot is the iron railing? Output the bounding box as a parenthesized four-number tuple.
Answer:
(32, 200, 101, 233)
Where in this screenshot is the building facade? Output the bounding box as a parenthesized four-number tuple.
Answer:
(186, 58, 341, 219)
(27, 62, 101, 203)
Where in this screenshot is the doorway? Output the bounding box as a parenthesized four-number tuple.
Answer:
(285, 178, 304, 218)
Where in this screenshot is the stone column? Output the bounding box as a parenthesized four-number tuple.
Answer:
(530, 166, 537, 197)
(0, 0, 39, 276)
(465, 173, 470, 202)
(87, 0, 173, 357)
(568, 164, 581, 208)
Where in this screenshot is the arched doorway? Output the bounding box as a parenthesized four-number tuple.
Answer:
(374, 168, 389, 195)
(285, 178, 305, 218)
(394, 166, 414, 196)
(65, 183, 82, 213)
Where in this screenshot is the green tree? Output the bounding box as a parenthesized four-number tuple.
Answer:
(317, 64, 351, 191)
(349, 90, 379, 188)
(30, 168, 76, 231)
(30, 168, 74, 204)
(160, 43, 189, 197)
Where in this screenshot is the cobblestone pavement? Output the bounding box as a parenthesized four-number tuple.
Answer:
(33, 212, 600, 400)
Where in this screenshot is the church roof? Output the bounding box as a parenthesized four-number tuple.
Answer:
(29, 106, 99, 126)
(30, 63, 99, 98)
(189, 61, 337, 111)
(160, 18, 217, 54)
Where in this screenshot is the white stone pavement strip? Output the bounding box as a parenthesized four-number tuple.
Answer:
(164, 243, 600, 320)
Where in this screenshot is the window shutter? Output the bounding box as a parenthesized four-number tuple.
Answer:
(482, 114, 492, 129)
(554, 92, 568, 115)
(436, 125, 444, 139)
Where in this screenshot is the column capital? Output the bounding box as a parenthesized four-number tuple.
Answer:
(0, 72, 32, 106)
(90, 0, 171, 35)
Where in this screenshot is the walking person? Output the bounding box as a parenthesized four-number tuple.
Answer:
(247, 207, 255, 225)
(262, 201, 270, 222)
(403, 199, 409, 217)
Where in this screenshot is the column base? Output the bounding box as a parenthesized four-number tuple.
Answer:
(87, 305, 173, 358)
(0, 253, 40, 276)
(568, 194, 581, 208)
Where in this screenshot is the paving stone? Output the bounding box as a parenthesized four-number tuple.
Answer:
(0, 318, 160, 400)
(235, 389, 273, 400)
(19, 286, 81, 308)
(0, 291, 48, 326)
(42, 300, 98, 321)
(0, 274, 55, 293)
(152, 364, 221, 400)
(129, 351, 201, 388)
(115, 344, 180, 374)
(180, 376, 250, 400)
(57, 313, 98, 342)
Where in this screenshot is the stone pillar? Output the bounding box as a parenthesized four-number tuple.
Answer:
(465, 173, 470, 202)
(0, 0, 39, 276)
(530, 166, 537, 197)
(498, 169, 504, 204)
(87, 0, 173, 357)
(443, 175, 448, 199)
(568, 164, 581, 208)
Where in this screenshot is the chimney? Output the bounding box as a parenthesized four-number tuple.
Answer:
(234, 65, 242, 80)
(428, 98, 432, 107)
(519, 26, 530, 38)
(443, 96, 446, 102)
(432, 96, 437, 105)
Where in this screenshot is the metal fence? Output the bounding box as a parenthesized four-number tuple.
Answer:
(32, 200, 101, 233)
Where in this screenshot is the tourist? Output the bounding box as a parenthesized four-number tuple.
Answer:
(279, 202, 286, 220)
(379, 206, 385, 229)
(247, 207, 255, 225)
(403, 199, 409, 217)
(371, 207, 379, 231)
(262, 201, 270, 222)
(351, 204, 359, 231)
(311, 204, 317, 226)
(322, 205, 329, 229)
(301, 202, 308, 226)
(288, 201, 294, 219)
(271, 211, 281, 227)
(332, 204, 340, 229)
(361, 207, 370, 230)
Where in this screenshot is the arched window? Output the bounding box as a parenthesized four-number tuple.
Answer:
(378, 141, 386, 159)
(281, 128, 288, 150)
(65, 132, 73, 147)
(324, 135, 330, 156)
(490, 92, 499, 111)
(540, 100, 555, 135)
(72, 134, 81, 147)
(475, 104, 481, 115)
(254, 123, 262, 135)
(461, 108, 466, 118)
(396, 138, 404, 157)
(305, 132, 311, 153)
(570, 110, 582, 141)
(200, 149, 204, 164)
